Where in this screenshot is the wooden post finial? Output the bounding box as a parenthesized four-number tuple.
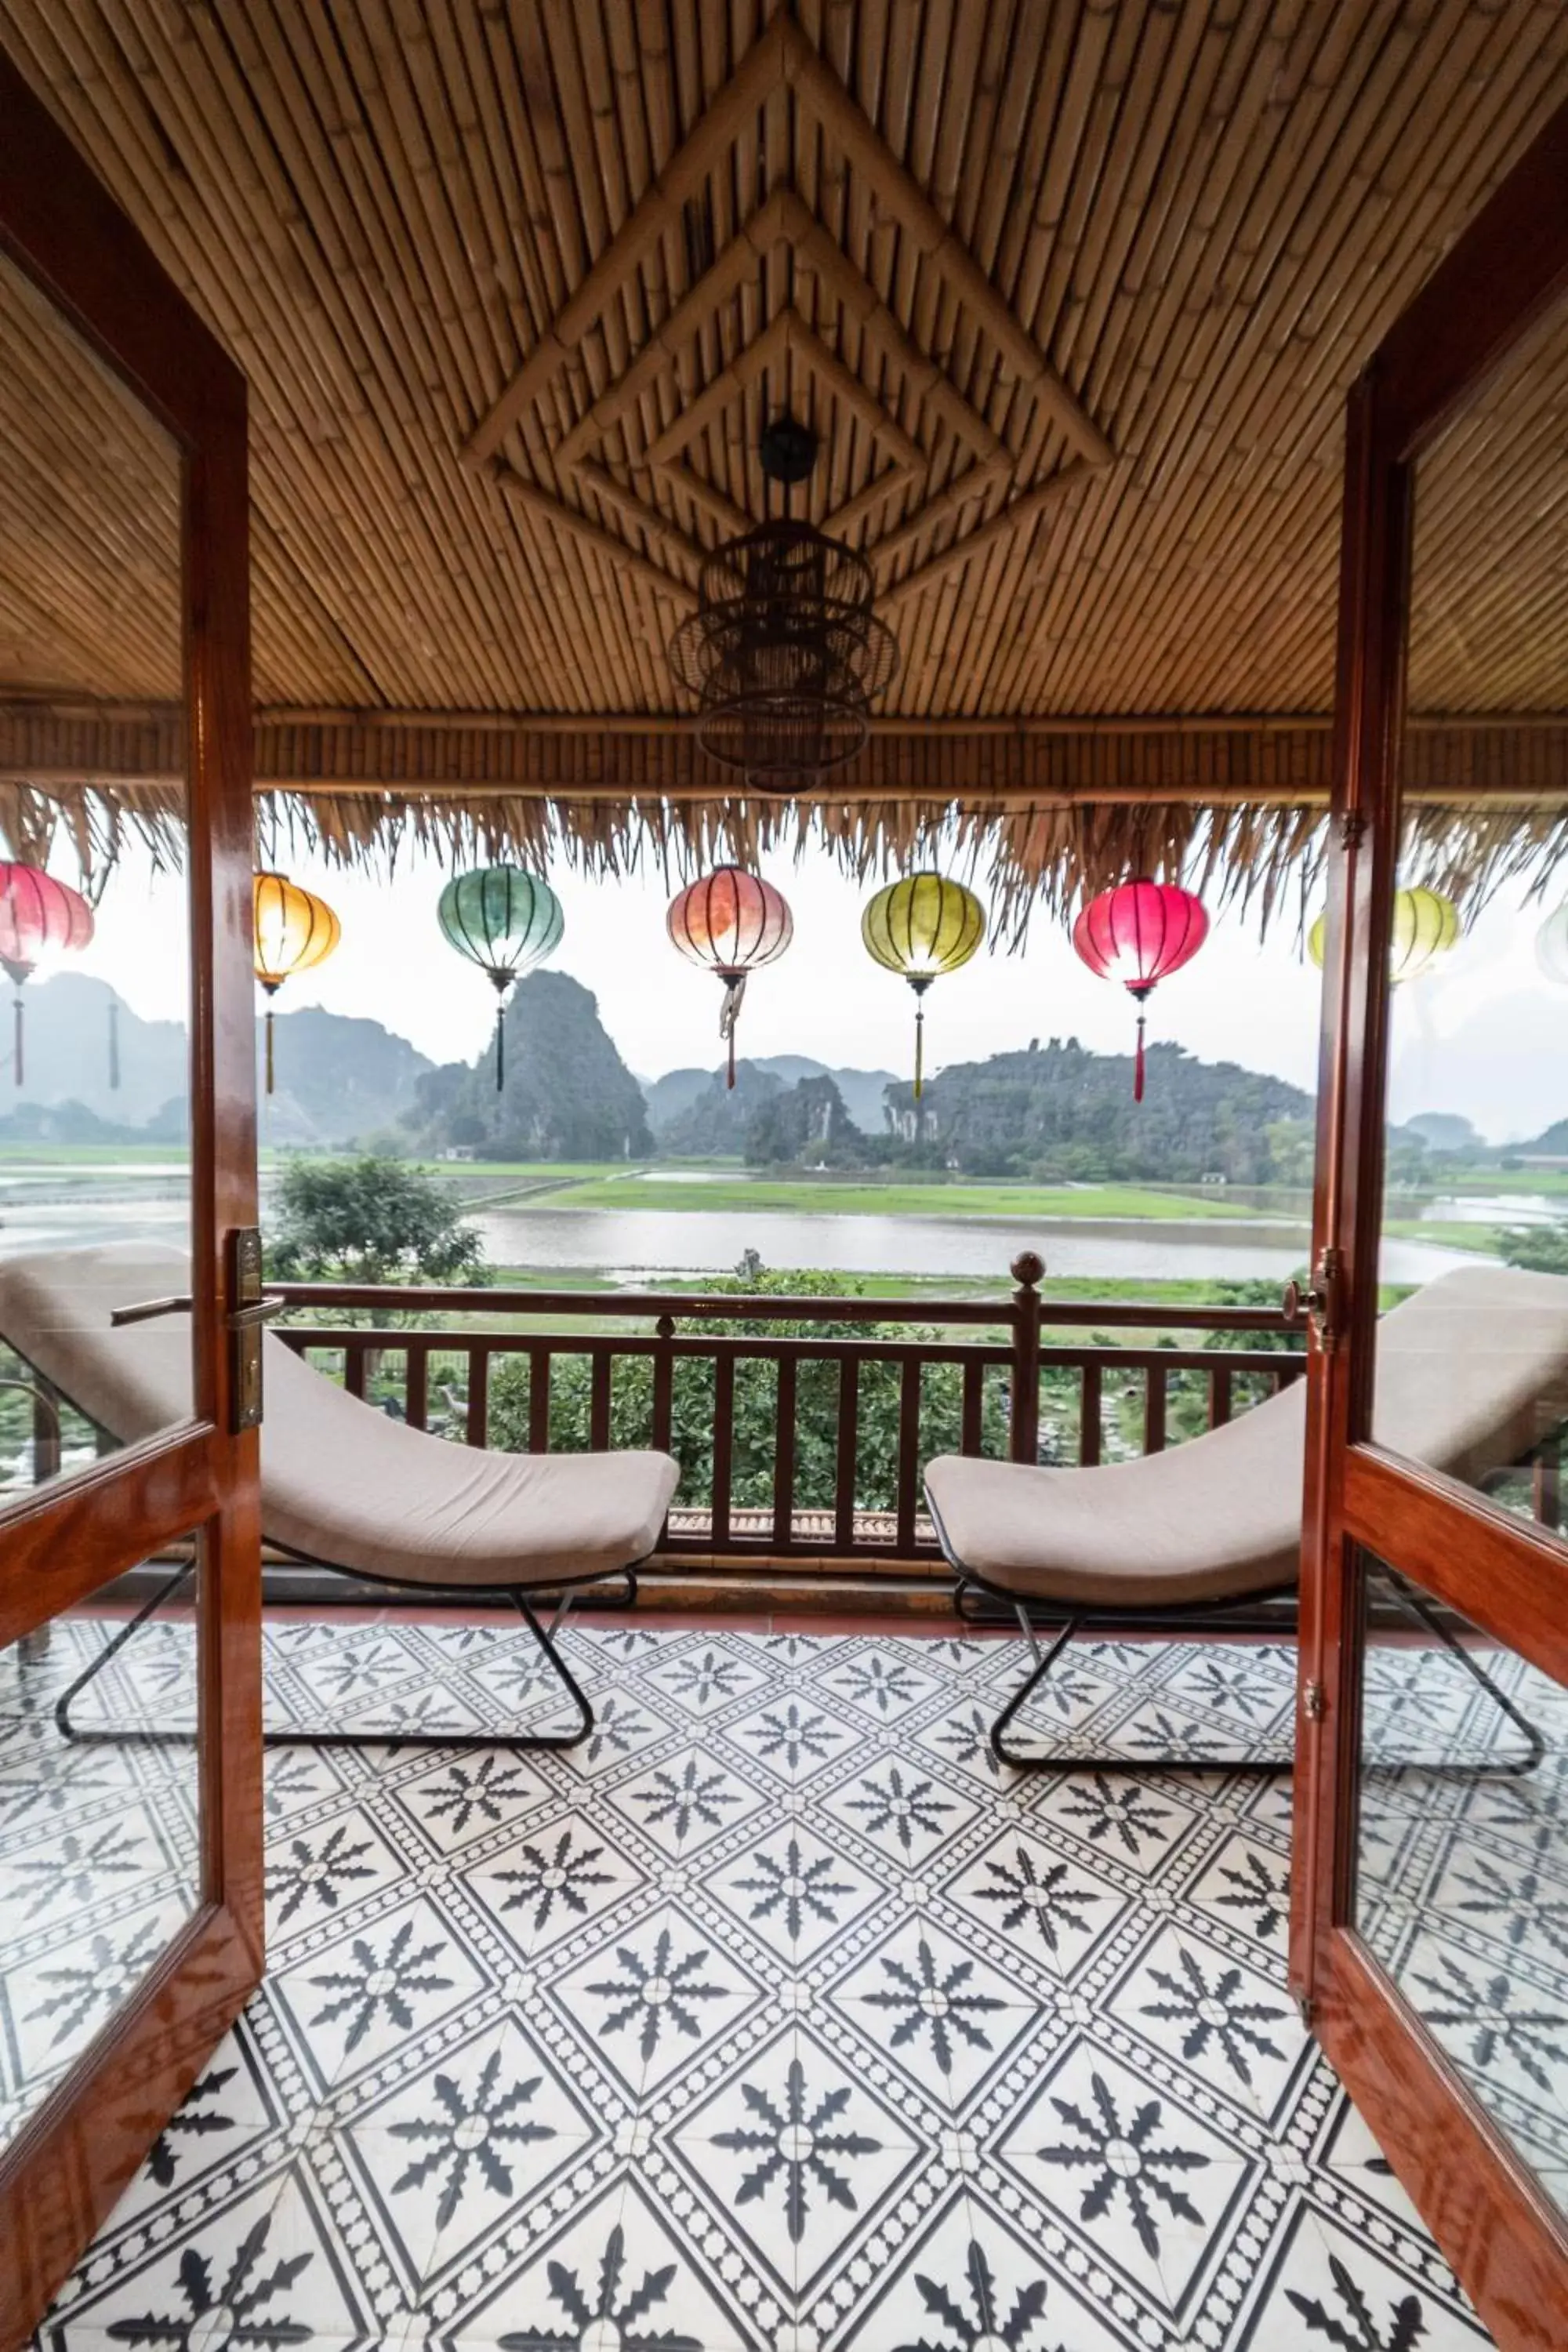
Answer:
(1011, 1250, 1045, 1290)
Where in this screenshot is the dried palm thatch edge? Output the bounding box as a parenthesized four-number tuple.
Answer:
(2, 779, 1564, 940)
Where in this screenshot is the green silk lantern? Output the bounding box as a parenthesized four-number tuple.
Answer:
(862, 871, 985, 1098)
(438, 865, 564, 1089)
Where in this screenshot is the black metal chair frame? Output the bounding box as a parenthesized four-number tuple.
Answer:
(5, 1341, 650, 1754)
(48, 1548, 645, 1752)
(928, 1491, 1544, 1778)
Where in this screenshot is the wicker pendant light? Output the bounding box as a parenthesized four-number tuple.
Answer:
(667, 418, 899, 793)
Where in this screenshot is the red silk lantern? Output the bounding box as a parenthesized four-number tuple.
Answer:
(0, 862, 94, 1087)
(1072, 879, 1210, 1102)
(667, 866, 793, 1089)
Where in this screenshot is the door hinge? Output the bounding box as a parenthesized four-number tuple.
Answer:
(227, 1226, 282, 1435)
(1283, 1247, 1345, 1352)
(1302, 1679, 1326, 1723)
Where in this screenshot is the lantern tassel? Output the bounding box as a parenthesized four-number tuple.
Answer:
(495, 1000, 505, 1092)
(913, 1001, 924, 1102)
(265, 1006, 275, 1097)
(719, 975, 746, 1091)
(1134, 1011, 1146, 1103)
(13, 993, 22, 1089)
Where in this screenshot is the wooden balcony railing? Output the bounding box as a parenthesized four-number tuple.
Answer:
(269, 1254, 1309, 1572)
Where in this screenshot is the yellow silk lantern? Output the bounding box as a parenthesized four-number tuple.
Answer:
(254, 871, 341, 1094)
(862, 872, 985, 1097)
(1307, 887, 1460, 987)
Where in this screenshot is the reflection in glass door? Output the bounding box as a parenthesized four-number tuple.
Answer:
(0, 51, 262, 2344)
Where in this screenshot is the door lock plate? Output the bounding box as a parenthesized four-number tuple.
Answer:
(227, 1226, 278, 1434)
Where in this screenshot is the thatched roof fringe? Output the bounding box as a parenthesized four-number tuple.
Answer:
(6, 780, 1565, 943)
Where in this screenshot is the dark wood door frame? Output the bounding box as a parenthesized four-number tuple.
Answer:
(0, 53, 262, 2350)
(1290, 94, 1568, 2352)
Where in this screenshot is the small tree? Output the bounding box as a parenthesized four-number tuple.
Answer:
(267, 1154, 487, 1317)
(1504, 1221, 1568, 1277)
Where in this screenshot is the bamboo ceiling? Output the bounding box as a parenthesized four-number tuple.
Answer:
(2, 0, 1567, 915)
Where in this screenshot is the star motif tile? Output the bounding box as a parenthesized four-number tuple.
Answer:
(662, 2023, 927, 2299)
(546, 1900, 768, 2099)
(989, 2033, 1258, 2318)
(17, 1619, 1545, 2350)
(604, 1745, 768, 1857)
(827, 1917, 1036, 2111)
(337, 2014, 601, 2292)
(703, 1819, 884, 1966)
(942, 1825, 1128, 1981)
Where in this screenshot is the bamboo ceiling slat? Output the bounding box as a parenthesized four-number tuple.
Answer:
(3, 0, 1568, 908)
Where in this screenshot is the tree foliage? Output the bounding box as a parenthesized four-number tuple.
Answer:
(1504, 1220, 1568, 1276)
(267, 1153, 487, 1298)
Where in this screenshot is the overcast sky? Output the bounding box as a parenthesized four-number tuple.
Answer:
(67, 833, 1559, 1144)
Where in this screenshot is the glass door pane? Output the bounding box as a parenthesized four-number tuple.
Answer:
(1368, 306, 1568, 1520)
(1353, 1548, 1568, 2213)
(0, 241, 193, 1493)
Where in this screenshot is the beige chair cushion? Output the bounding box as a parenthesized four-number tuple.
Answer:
(924, 1265, 1568, 1610)
(0, 1243, 678, 1589)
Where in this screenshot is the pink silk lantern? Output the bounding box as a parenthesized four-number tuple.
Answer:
(1072, 879, 1210, 1101)
(0, 862, 94, 1086)
(667, 866, 793, 1089)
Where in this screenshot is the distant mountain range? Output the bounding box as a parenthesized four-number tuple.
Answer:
(12, 971, 1548, 1171)
(642, 1055, 898, 1138)
(11, 972, 434, 1145)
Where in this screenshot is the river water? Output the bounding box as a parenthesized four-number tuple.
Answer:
(0, 1163, 1502, 1287)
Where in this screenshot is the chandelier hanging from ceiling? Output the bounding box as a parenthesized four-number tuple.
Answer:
(667, 416, 900, 793)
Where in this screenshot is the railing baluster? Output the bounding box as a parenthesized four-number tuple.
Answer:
(711, 1354, 734, 1548)
(961, 1355, 984, 1456)
(1145, 1365, 1167, 1454)
(896, 1354, 922, 1553)
(33, 1377, 60, 1484)
(528, 1347, 551, 1452)
(835, 1356, 859, 1551)
(344, 1344, 366, 1401)
(774, 1356, 797, 1552)
(652, 1315, 675, 1453)
(590, 1348, 612, 1451)
(1209, 1367, 1232, 1429)
(1007, 1251, 1044, 1464)
(405, 1346, 428, 1432)
(465, 1348, 489, 1447)
(1080, 1361, 1102, 1466)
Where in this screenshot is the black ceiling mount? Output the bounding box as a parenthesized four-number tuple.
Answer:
(758, 412, 818, 485)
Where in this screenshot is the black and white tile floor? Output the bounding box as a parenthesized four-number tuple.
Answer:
(9, 1610, 1563, 2349)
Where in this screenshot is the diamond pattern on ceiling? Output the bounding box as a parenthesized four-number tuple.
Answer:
(463, 16, 1112, 621)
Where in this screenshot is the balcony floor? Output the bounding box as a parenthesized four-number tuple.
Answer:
(16, 1618, 1502, 2349)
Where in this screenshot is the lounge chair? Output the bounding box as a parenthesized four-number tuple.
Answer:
(925, 1265, 1568, 1771)
(0, 1243, 679, 1749)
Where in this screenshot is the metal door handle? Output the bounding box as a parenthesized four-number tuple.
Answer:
(111, 1294, 194, 1327)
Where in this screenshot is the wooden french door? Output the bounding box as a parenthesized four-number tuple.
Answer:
(1291, 93, 1568, 2352)
(0, 54, 261, 2352)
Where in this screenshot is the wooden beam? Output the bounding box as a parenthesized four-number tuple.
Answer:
(3, 700, 1566, 808)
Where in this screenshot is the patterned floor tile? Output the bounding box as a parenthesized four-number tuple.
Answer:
(546, 1897, 770, 2100)
(988, 2034, 1261, 2321)
(826, 1916, 1038, 2112)
(13, 1621, 1530, 2350)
